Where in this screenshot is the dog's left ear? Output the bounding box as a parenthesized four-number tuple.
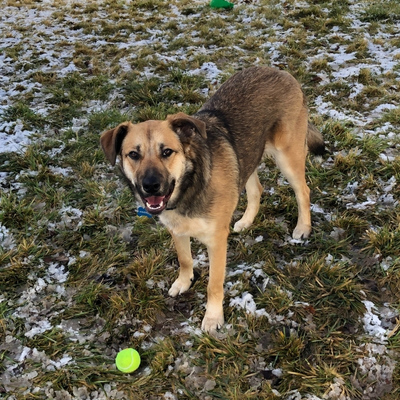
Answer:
(167, 112, 207, 140)
(100, 122, 130, 166)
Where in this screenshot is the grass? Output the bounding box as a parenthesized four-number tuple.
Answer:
(0, 0, 399, 399)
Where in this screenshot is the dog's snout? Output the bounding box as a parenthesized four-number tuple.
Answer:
(142, 174, 161, 194)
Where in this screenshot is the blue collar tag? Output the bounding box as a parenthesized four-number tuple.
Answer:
(137, 206, 153, 218)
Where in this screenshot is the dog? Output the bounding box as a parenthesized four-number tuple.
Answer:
(100, 66, 325, 333)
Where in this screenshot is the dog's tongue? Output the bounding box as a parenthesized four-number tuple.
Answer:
(145, 196, 164, 206)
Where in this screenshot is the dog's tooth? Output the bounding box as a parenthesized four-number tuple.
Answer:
(147, 200, 164, 210)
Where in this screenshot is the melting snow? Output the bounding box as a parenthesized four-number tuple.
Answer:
(0, 120, 34, 153)
(362, 300, 388, 343)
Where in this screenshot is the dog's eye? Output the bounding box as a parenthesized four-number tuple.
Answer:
(162, 148, 173, 158)
(128, 151, 140, 160)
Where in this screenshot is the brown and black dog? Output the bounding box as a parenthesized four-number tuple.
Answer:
(100, 66, 325, 332)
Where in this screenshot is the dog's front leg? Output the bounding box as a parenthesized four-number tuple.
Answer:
(168, 233, 194, 297)
(201, 232, 228, 333)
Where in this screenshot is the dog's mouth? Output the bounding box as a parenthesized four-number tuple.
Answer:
(143, 182, 175, 215)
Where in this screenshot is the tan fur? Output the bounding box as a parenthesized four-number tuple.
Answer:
(100, 66, 325, 333)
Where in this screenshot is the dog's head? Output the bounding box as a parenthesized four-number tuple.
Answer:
(100, 112, 207, 215)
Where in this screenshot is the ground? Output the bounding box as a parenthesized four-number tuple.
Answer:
(0, 0, 399, 399)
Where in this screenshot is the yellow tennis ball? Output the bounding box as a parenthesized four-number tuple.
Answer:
(115, 348, 141, 373)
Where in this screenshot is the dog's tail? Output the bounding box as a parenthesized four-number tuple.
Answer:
(307, 123, 325, 155)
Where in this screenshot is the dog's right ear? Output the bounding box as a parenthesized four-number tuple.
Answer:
(100, 122, 130, 166)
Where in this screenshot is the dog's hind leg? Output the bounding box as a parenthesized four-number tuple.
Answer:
(168, 234, 194, 297)
(233, 170, 263, 232)
(274, 145, 311, 240)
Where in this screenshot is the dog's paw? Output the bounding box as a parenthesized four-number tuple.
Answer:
(292, 224, 311, 240)
(201, 310, 224, 333)
(233, 219, 251, 232)
(168, 276, 193, 297)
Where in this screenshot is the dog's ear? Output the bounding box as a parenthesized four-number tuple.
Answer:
(167, 112, 207, 140)
(100, 122, 130, 166)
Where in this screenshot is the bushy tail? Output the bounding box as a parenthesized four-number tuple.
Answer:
(307, 122, 325, 155)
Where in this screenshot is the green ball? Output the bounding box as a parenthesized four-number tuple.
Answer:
(115, 348, 141, 373)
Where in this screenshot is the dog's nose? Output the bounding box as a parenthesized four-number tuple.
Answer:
(142, 175, 161, 194)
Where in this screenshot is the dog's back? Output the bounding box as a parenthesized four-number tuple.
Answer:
(196, 66, 324, 187)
